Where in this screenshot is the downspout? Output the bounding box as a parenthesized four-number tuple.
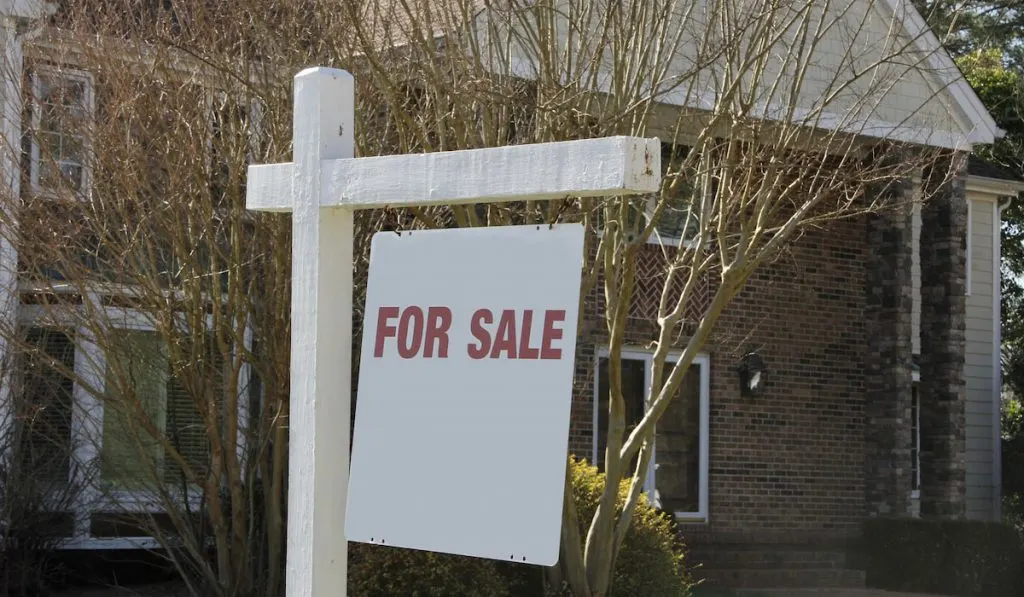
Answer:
(993, 197, 1012, 521)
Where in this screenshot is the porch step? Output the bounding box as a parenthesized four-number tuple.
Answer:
(688, 545, 851, 569)
(687, 542, 865, 590)
(695, 567, 867, 590)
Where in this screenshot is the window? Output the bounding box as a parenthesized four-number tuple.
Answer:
(600, 143, 703, 247)
(647, 187, 701, 245)
(29, 67, 94, 198)
(18, 327, 76, 485)
(593, 350, 710, 521)
(17, 291, 229, 503)
(101, 328, 217, 490)
(208, 91, 264, 209)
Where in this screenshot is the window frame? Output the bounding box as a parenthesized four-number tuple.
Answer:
(205, 89, 265, 218)
(28, 65, 95, 200)
(16, 285, 252, 546)
(642, 194, 702, 249)
(592, 347, 711, 522)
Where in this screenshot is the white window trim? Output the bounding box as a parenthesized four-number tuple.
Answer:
(642, 195, 701, 249)
(592, 347, 710, 522)
(16, 292, 251, 549)
(28, 65, 95, 200)
(593, 199, 701, 249)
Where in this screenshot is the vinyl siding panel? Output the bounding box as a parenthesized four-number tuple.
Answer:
(485, 0, 976, 144)
(963, 198, 996, 521)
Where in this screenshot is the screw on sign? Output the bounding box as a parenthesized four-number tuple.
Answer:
(373, 306, 567, 360)
(244, 66, 661, 597)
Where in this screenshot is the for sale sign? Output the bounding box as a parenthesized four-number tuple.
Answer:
(345, 223, 584, 566)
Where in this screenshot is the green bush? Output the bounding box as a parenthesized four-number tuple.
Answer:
(1005, 493, 1024, 536)
(863, 517, 1024, 597)
(348, 541, 514, 597)
(566, 456, 692, 597)
(345, 457, 691, 597)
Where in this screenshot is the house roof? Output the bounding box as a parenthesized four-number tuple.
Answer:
(876, 0, 1004, 146)
(29, 0, 1005, 150)
(965, 156, 1024, 197)
(437, 0, 1005, 149)
(1, 0, 52, 20)
(967, 156, 1021, 183)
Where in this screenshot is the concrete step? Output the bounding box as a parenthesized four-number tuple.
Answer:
(695, 567, 867, 590)
(688, 545, 851, 570)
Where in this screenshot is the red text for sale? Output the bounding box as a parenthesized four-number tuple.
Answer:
(373, 306, 566, 359)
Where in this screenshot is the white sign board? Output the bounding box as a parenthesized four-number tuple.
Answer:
(345, 223, 584, 566)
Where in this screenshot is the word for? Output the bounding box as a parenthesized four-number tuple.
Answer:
(373, 306, 566, 359)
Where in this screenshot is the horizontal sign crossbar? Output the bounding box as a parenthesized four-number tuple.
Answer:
(246, 136, 661, 212)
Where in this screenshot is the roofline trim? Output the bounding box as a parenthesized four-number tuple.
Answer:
(965, 174, 1024, 196)
(877, 0, 1004, 145)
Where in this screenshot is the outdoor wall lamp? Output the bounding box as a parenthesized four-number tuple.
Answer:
(737, 352, 767, 396)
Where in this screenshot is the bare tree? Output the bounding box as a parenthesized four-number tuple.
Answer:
(0, 326, 97, 596)
(0, 0, 968, 596)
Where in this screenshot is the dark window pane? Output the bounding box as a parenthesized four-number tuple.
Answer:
(655, 364, 702, 513)
(596, 357, 646, 471)
(20, 327, 76, 485)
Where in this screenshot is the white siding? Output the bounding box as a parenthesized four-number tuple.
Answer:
(964, 197, 996, 520)
(481, 0, 978, 146)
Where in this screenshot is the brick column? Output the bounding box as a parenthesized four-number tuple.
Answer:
(865, 171, 914, 518)
(919, 152, 968, 519)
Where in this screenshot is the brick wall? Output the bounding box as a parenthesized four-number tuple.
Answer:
(570, 213, 869, 541)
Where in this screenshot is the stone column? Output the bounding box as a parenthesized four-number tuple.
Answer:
(865, 169, 915, 518)
(919, 152, 968, 519)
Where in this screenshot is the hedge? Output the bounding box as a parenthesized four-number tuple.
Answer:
(347, 457, 692, 597)
(863, 517, 1024, 597)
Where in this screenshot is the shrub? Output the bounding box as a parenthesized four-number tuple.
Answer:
(567, 456, 692, 597)
(863, 517, 1024, 597)
(347, 541, 513, 597)
(1005, 493, 1024, 536)
(345, 457, 692, 597)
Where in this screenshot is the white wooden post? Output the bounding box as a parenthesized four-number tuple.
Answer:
(287, 68, 353, 597)
(246, 66, 661, 597)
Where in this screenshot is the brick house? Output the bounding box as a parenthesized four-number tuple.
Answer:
(570, 152, 1022, 587)
(0, 0, 1020, 592)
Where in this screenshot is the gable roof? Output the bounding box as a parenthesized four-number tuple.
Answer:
(461, 0, 1005, 150)
(877, 0, 1003, 145)
(26, 0, 1005, 151)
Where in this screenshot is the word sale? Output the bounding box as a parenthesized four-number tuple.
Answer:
(373, 306, 566, 360)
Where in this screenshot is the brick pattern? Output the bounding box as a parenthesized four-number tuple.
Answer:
(694, 219, 868, 537)
(864, 174, 915, 518)
(572, 218, 869, 541)
(919, 153, 968, 519)
(628, 246, 711, 323)
(568, 243, 709, 458)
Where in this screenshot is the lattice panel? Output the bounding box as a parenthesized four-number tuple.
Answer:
(585, 245, 711, 329)
(629, 245, 710, 325)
